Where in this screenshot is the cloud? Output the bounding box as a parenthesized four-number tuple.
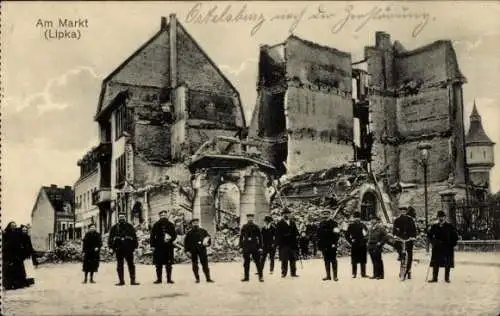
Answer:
(3, 67, 103, 151)
(219, 58, 258, 76)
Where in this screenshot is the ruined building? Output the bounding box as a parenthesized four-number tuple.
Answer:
(251, 31, 476, 220)
(86, 14, 246, 231)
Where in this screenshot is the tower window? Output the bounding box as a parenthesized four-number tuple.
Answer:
(483, 150, 486, 159)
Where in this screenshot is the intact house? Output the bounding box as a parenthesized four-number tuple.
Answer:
(74, 147, 101, 236)
(87, 14, 246, 230)
(30, 185, 74, 251)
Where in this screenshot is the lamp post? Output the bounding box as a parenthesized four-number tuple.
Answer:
(418, 142, 432, 253)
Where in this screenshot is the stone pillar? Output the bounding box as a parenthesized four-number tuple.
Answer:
(240, 168, 269, 227)
(143, 191, 149, 226)
(192, 173, 216, 236)
(440, 190, 457, 226)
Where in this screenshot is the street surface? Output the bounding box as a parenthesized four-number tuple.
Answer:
(3, 252, 500, 316)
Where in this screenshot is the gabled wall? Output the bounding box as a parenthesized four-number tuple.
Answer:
(31, 190, 55, 252)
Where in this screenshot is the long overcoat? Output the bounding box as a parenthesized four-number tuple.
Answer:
(428, 222, 458, 268)
(82, 231, 102, 272)
(150, 219, 177, 265)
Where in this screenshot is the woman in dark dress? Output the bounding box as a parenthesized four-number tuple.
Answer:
(20, 225, 37, 286)
(2, 222, 26, 290)
(82, 223, 102, 283)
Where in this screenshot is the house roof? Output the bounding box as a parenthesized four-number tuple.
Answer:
(466, 101, 495, 145)
(42, 185, 74, 215)
(95, 15, 245, 127)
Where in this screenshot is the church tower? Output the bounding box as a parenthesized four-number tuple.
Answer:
(466, 101, 495, 191)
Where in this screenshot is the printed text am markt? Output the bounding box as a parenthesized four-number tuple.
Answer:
(36, 18, 89, 28)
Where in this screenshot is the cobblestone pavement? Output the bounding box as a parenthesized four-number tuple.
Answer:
(3, 252, 500, 316)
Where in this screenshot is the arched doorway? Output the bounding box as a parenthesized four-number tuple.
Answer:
(361, 191, 378, 221)
(215, 182, 241, 231)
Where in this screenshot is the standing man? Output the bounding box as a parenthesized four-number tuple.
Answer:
(260, 215, 277, 275)
(345, 211, 368, 278)
(150, 210, 177, 284)
(367, 216, 389, 280)
(318, 210, 341, 281)
(108, 211, 140, 286)
(392, 206, 417, 279)
(427, 210, 459, 283)
(275, 208, 300, 278)
(184, 218, 214, 283)
(239, 213, 264, 282)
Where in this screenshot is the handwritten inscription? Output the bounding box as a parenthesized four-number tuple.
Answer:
(185, 3, 435, 37)
(35, 18, 89, 40)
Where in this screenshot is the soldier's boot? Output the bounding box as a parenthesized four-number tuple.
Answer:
(323, 261, 331, 281)
(130, 271, 140, 286)
(428, 266, 439, 283)
(90, 272, 96, 283)
(444, 267, 451, 283)
(194, 270, 200, 283)
(332, 261, 339, 282)
(351, 263, 357, 278)
(361, 264, 368, 278)
(83, 272, 88, 284)
(203, 267, 214, 283)
(166, 265, 174, 284)
(116, 269, 125, 286)
(154, 265, 162, 284)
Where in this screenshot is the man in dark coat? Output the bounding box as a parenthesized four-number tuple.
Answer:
(20, 224, 37, 286)
(82, 223, 102, 283)
(367, 216, 389, 279)
(184, 218, 214, 283)
(392, 206, 417, 279)
(318, 210, 341, 281)
(275, 208, 300, 278)
(2, 222, 26, 290)
(150, 210, 177, 284)
(239, 213, 264, 282)
(108, 212, 139, 286)
(427, 211, 459, 283)
(345, 211, 368, 278)
(260, 215, 277, 274)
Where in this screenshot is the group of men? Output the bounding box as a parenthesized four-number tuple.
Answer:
(106, 210, 214, 286)
(103, 206, 458, 286)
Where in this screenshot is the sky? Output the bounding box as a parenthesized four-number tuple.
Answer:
(2, 1, 500, 225)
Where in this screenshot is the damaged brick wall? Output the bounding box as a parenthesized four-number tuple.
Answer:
(107, 31, 171, 89)
(365, 33, 466, 187)
(253, 35, 354, 175)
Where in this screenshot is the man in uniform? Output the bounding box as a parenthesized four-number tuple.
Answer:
(260, 215, 277, 275)
(239, 213, 264, 282)
(108, 211, 140, 286)
(367, 216, 389, 280)
(275, 208, 300, 278)
(427, 210, 459, 283)
(392, 206, 417, 279)
(184, 218, 214, 283)
(345, 211, 368, 278)
(318, 209, 341, 281)
(150, 210, 177, 284)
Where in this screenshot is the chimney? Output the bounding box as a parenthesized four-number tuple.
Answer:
(169, 14, 177, 88)
(375, 31, 391, 50)
(50, 184, 57, 188)
(160, 16, 168, 30)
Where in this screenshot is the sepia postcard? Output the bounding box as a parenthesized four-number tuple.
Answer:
(1, 1, 499, 315)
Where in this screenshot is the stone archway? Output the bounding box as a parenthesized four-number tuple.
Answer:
(188, 136, 278, 235)
(361, 190, 378, 221)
